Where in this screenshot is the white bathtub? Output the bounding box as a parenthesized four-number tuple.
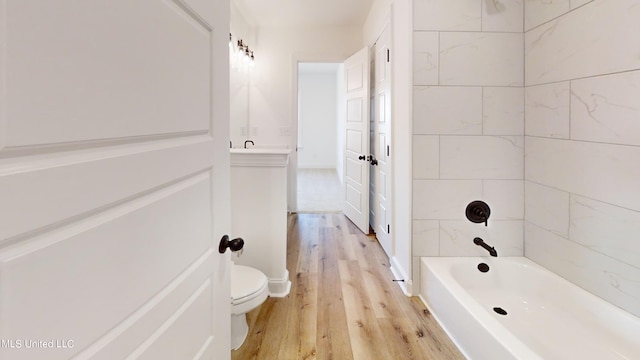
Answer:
(420, 257, 640, 360)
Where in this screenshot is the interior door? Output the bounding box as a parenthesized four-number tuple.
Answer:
(343, 47, 371, 234)
(0, 1, 231, 359)
(373, 23, 393, 257)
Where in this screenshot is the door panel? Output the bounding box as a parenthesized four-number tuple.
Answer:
(347, 98, 363, 122)
(343, 47, 370, 234)
(1, 176, 212, 358)
(0, 1, 230, 359)
(346, 158, 363, 184)
(0, 138, 213, 241)
(134, 282, 213, 360)
(346, 183, 363, 210)
(347, 64, 364, 91)
(373, 23, 393, 257)
(345, 129, 363, 153)
(83, 251, 215, 359)
(5, 0, 212, 146)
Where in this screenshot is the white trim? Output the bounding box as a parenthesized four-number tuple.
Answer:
(127, 279, 212, 359)
(289, 54, 351, 213)
(230, 149, 290, 167)
(390, 255, 413, 296)
(72, 250, 215, 358)
(0, 135, 211, 177)
(267, 269, 291, 297)
(388, 0, 414, 297)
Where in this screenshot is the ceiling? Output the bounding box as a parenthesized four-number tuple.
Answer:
(232, 0, 376, 28)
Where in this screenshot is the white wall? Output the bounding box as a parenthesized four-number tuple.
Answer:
(247, 26, 363, 149)
(524, 0, 640, 317)
(408, 0, 640, 317)
(391, 0, 414, 294)
(411, 0, 525, 285)
(230, 10, 362, 152)
(233, 0, 640, 318)
(363, 0, 414, 294)
(247, 26, 362, 210)
(230, 3, 255, 147)
(364, 0, 393, 45)
(297, 68, 339, 169)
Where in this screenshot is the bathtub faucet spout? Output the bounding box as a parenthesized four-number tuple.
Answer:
(473, 237, 497, 257)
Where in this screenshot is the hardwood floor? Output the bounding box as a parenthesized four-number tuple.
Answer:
(232, 213, 465, 360)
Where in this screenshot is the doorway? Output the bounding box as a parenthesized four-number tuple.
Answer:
(296, 62, 345, 212)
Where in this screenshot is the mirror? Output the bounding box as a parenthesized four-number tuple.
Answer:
(230, 2, 254, 148)
(229, 51, 249, 148)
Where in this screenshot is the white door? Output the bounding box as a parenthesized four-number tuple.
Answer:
(0, 1, 231, 359)
(343, 47, 371, 234)
(372, 23, 393, 257)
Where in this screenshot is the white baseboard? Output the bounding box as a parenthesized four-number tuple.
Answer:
(268, 269, 291, 297)
(390, 256, 414, 296)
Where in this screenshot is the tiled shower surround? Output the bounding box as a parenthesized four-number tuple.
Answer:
(412, 0, 640, 317)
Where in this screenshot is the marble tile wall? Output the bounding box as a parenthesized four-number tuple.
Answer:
(524, 0, 640, 316)
(412, 0, 640, 317)
(412, 0, 525, 280)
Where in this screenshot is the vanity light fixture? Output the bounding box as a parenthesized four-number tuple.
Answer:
(229, 33, 237, 70)
(229, 33, 256, 71)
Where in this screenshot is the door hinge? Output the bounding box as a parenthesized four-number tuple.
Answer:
(387, 145, 390, 157)
(387, 49, 390, 63)
(387, 224, 390, 233)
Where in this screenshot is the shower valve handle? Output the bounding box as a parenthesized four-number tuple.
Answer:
(466, 201, 491, 226)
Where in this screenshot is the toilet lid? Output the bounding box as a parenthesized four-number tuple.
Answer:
(231, 265, 268, 301)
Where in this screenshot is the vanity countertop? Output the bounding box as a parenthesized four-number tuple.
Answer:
(230, 148, 291, 167)
(230, 148, 291, 155)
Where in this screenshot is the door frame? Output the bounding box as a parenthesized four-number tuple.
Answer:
(382, 4, 415, 296)
(288, 54, 347, 213)
(370, 19, 393, 257)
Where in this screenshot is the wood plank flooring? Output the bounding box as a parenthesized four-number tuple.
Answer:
(232, 213, 465, 360)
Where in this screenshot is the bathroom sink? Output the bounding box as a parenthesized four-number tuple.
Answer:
(230, 148, 291, 167)
(230, 148, 291, 155)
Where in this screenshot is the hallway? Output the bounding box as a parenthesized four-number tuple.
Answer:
(231, 213, 464, 360)
(296, 169, 342, 213)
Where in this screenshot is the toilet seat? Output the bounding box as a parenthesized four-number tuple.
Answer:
(231, 265, 269, 315)
(230, 264, 269, 350)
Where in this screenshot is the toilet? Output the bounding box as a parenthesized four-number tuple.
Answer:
(231, 264, 269, 350)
